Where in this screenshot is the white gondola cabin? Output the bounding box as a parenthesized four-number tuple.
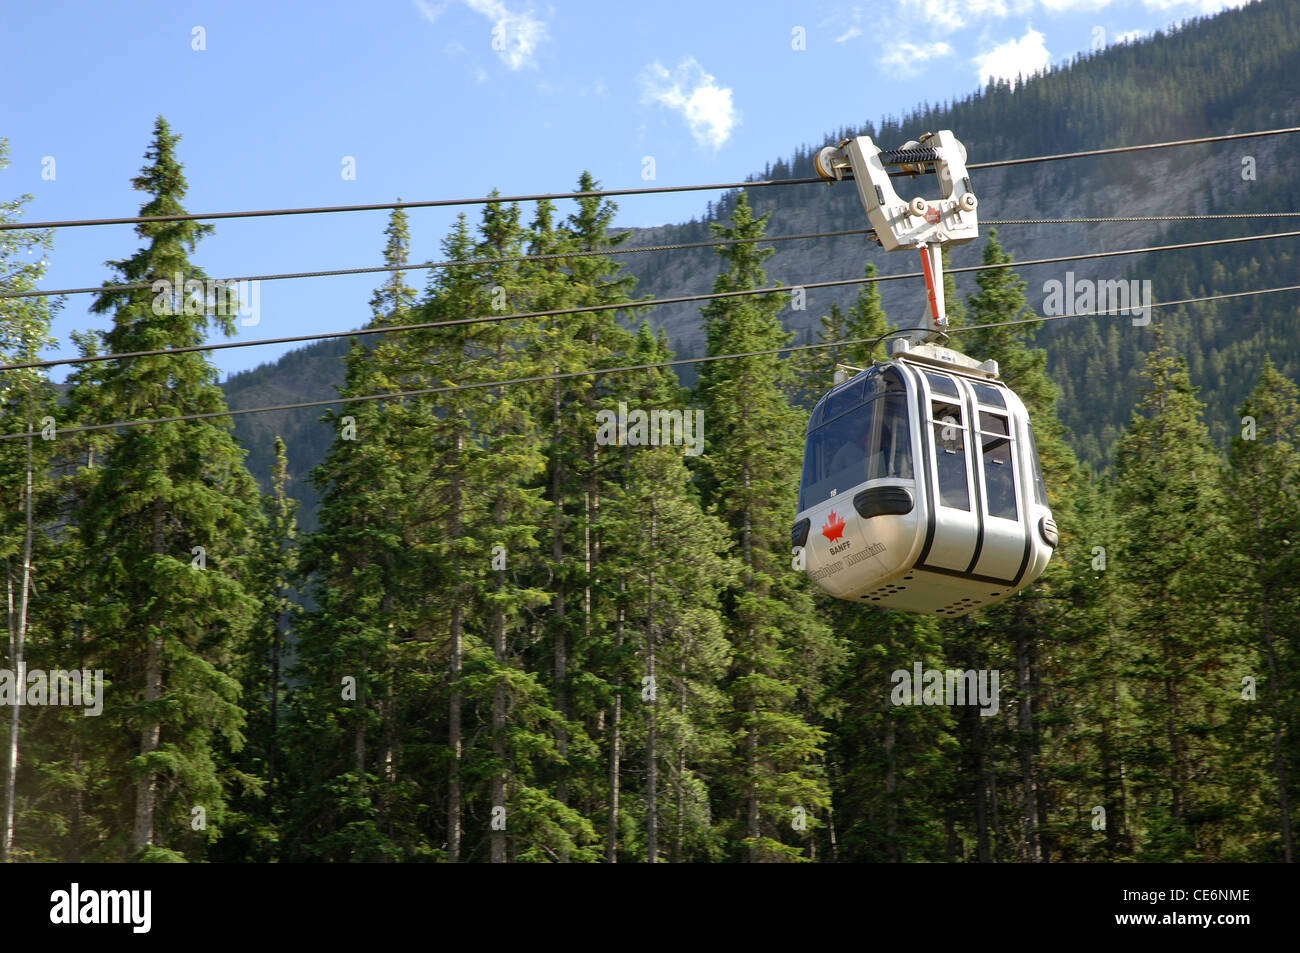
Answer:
(793, 342, 1057, 616)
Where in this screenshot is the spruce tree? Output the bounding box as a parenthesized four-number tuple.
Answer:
(77, 117, 264, 861)
(469, 196, 596, 862)
(959, 229, 1086, 862)
(0, 139, 60, 861)
(1227, 360, 1299, 861)
(288, 205, 433, 861)
(694, 192, 843, 861)
(213, 435, 298, 861)
(1113, 334, 1237, 860)
(601, 325, 734, 861)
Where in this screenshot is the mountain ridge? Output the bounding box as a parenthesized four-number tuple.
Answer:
(223, 0, 1300, 509)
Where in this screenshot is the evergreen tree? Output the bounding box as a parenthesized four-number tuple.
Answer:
(1227, 360, 1299, 861)
(76, 117, 264, 861)
(214, 435, 298, 861)
(287, 205, 434, 862)
(532, 175, 638, 847)
(471, 196, 596, 862)
(0, 138, 60, 862)
(694, 192, 844, 861)
(958, 229, 1086, 862)
(1113, 334, 1238, 860)
(601, 325, 734, 861)
(793, 262, 891, 404)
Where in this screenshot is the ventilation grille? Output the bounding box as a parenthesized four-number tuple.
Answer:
(861, 582, 908, 602)
(937, 596, 982, 616)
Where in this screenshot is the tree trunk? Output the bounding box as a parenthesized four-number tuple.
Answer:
(1163, 640, 1183, 822)
(1107, 610, 1132, 851)
(884, 716, 899, 862)
(674, 677, 685, 864)
(645, 498, 657, 863)
(133, 494, 167, 854)
(3, 422, 35, 861)
(448, 600, 463, 863)
(491, 496, 507, 864)
(974, 714, 992, 863)
(578, 437, 599, 864)
(1259, 588, 1294, 862)
(2, 562, 15, 861)
(990, 751, 1001, 863)
(448, 431, 465, 863)
(742, 469, 759, 863)
(607, 582, 623, 863)
(1015, 619, 1040, 862)
(268, 615, 280, 785)
(354, 646, 367, 777)
(551, 376, 568, 828)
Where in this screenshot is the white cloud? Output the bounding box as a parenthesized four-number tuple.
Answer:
(901, 0, 1249, 20)
(902, 0, 1035, 32)
(974, 27, 1050, 86)
(462, 0, 549, 70)
(881, 40, 955, 77)
(1140, 0, 1252, 12)
(836, 26, 863, 43)
(414, 0, 447, 24)
(1039, 0, 1114, 12)
(639, 58, 739, 152)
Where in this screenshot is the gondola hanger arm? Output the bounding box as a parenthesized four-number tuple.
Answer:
(815, 130, 979, 347)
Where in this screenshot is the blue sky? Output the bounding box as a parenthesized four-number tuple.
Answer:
(2, 0, 1252, 381)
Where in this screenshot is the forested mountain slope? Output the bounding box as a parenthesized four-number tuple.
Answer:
(226, 0, 1300, 492)
(9, 1, 1299, 865)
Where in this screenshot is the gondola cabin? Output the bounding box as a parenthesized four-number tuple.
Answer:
(793, 342, 1057, 616)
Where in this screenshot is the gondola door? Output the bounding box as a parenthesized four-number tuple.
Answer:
(963, 379, 1027, 583)
(917, 370, 979, 572)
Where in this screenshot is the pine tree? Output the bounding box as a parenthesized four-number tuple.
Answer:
(957, 229, 1087, 862)
(793, 262, 891, 404)
(288, 205, 432, 862)
(213, 435, 298, 861)
(0, 138, 60, 862)
(1227, 360, 1299, 861)
(76, 117, 264, 861)
(694, 192, 843, 861)
(1113, 333, 1237, 860)
(600, 325, 734, 861)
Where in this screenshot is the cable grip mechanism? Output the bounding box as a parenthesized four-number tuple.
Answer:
(815, 130, 979, 343)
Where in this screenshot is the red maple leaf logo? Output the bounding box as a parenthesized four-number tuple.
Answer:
(821, 510, 846, 542)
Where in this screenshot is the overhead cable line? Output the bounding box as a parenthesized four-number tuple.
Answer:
(964, 127, 1300, 170)
(4, 228, 1299, 375)
(3, 282, 1298, 443)
(0, 227, 877, 301)
(3, 126, 1297, 234)
(8, 211, 1300, 304)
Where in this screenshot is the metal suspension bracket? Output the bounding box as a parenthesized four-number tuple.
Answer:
(815, 130, 979, 347)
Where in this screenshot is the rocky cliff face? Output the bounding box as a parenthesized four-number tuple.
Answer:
(223, 0, 1300, 509)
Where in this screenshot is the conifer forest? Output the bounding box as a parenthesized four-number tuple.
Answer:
(2, 0, 1298, 870)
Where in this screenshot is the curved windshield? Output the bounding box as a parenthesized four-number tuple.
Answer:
(799, 392, 913, 512)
